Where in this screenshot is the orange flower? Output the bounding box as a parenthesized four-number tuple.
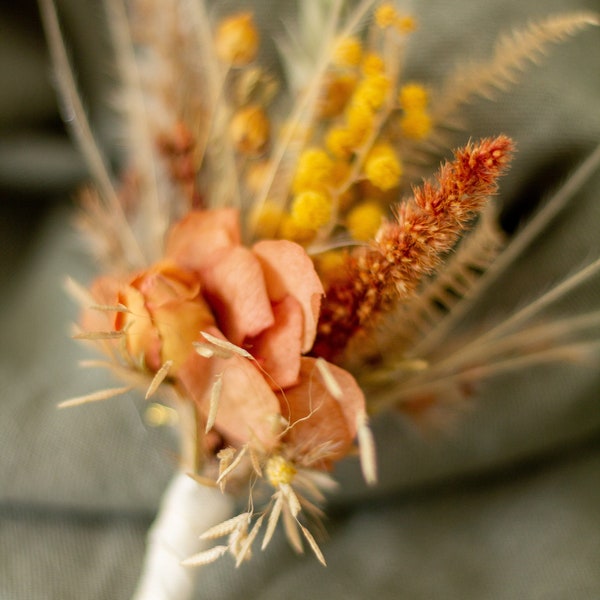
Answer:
(81, 208, 367, 462)
(165, 208, 324, 387)
(165, 209, 366, 457)
(279, 358, 366, 468)
(114, 261, 214, 373)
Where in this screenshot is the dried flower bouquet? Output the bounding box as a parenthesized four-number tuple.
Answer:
(39, 0, 599, 598)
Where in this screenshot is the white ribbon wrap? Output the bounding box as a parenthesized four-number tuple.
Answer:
(132, 471, 235, 600)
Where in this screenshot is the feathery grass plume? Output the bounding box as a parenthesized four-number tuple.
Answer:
(361, 146, 600, 423)
(38, 0, 146, 271)
(358, 207, 506, 364)
(314, 135, 514, 361)
(430, 12, 599, 130)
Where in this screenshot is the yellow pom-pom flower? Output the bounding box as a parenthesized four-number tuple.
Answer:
(375, 3, 399, 28)
(291, 189, 333, 230)
(364, 143, 402, 191)
(292, 148, 335, 193)
(215, 12, 259, 66)
(326, 127, 355, 159)
(346, 101, 375, 146)
(399, 83, 429, 111)
(360, 52, 385, 76)
(318, 74, 357, 118)
(230, 105, 270, 155)
(346, 201, 385, 241)
(354, 74, 391, 111)
(396, 15, 417, 33)
(400, 109, 432, 140)
(333, 36, 363, 67)
(266, 455, 296, 487)
(278, 214, 316, 243)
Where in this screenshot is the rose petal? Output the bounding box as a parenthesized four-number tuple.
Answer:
(127, 263, 215, 371)
(280, 357, 366, 466)
(153, 299, 214, 371)
(246, 295, 303, 389)
(199, 352, 282, 449)
(176, 349, 215, 409)
(135, 261, 202, 306)
(252, 240, 324, 352)
(117, 285, 162, 371)
(165, 208, 241, 271)
(201, 246, 274, 345)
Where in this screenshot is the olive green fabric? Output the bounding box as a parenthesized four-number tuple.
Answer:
(1, 0, 599, 598)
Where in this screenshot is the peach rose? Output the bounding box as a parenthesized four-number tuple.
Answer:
(165, 209, 366, 458)
(82, 208, 367, 464)
(114, 261, 214, 373)
(165, 208, 324, 388)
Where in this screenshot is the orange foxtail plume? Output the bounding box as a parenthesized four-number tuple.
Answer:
(315, 135, 515, 361)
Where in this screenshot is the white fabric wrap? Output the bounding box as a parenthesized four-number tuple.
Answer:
(131, 472, 235, 600)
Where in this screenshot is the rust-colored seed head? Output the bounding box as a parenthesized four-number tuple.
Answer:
(314, 135, 514, 361)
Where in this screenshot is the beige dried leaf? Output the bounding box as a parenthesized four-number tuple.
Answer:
(193, 342, 230, 359)
(58, 386, 133, 409)
(282, 504, 303, 554)
(300, 524, 327, 566)
(357, 412, 378, 485)
(200, 512, 251, 540)
(199, 331, 254, 359)
(73, 330, 124, 341)
(145, 360, 173, 399)
(235, 514, 265, 567)
(217, 445, 248, 485)
(89, 303, 130, 313)
(261, 492, 283, 550)
(181, 545, 229, 567)
(218, 447, 236, 469)
(315, 357, 343, 400)
(205, 373, 223, 433)
(280, 483, 302, 518)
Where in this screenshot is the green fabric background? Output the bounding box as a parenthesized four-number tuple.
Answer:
(1, 0, 599, 598)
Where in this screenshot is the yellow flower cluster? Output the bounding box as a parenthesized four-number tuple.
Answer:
(333, 36, 363, 67)
(318, 74, 358, 119)
(265, 455, 297, 487)
(230, 105, 270, 155)
(291, 190, 333, 229)
(398, 82, 432, 140)
(354, 74, 391, 110)
(346, 201, 385, 241)
(375, 3, 417, 33)
(288, 149, 336, 234)
(292, 148, 334, 194)
(215, 12, 259, 66)
(360, 52, 385, 76)
(364, 143, 402, 191)
(216, 13, 274, 158)
(244, 5, 429, 247)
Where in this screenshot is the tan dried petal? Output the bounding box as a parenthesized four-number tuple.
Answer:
(200, 512, 251, 540)
(145, 360, 173, 399)
(58, 386, 132, 409)
(300, 524, 327, 566)
(261, 492, 283, 550)
(181, 545, 229, 566)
